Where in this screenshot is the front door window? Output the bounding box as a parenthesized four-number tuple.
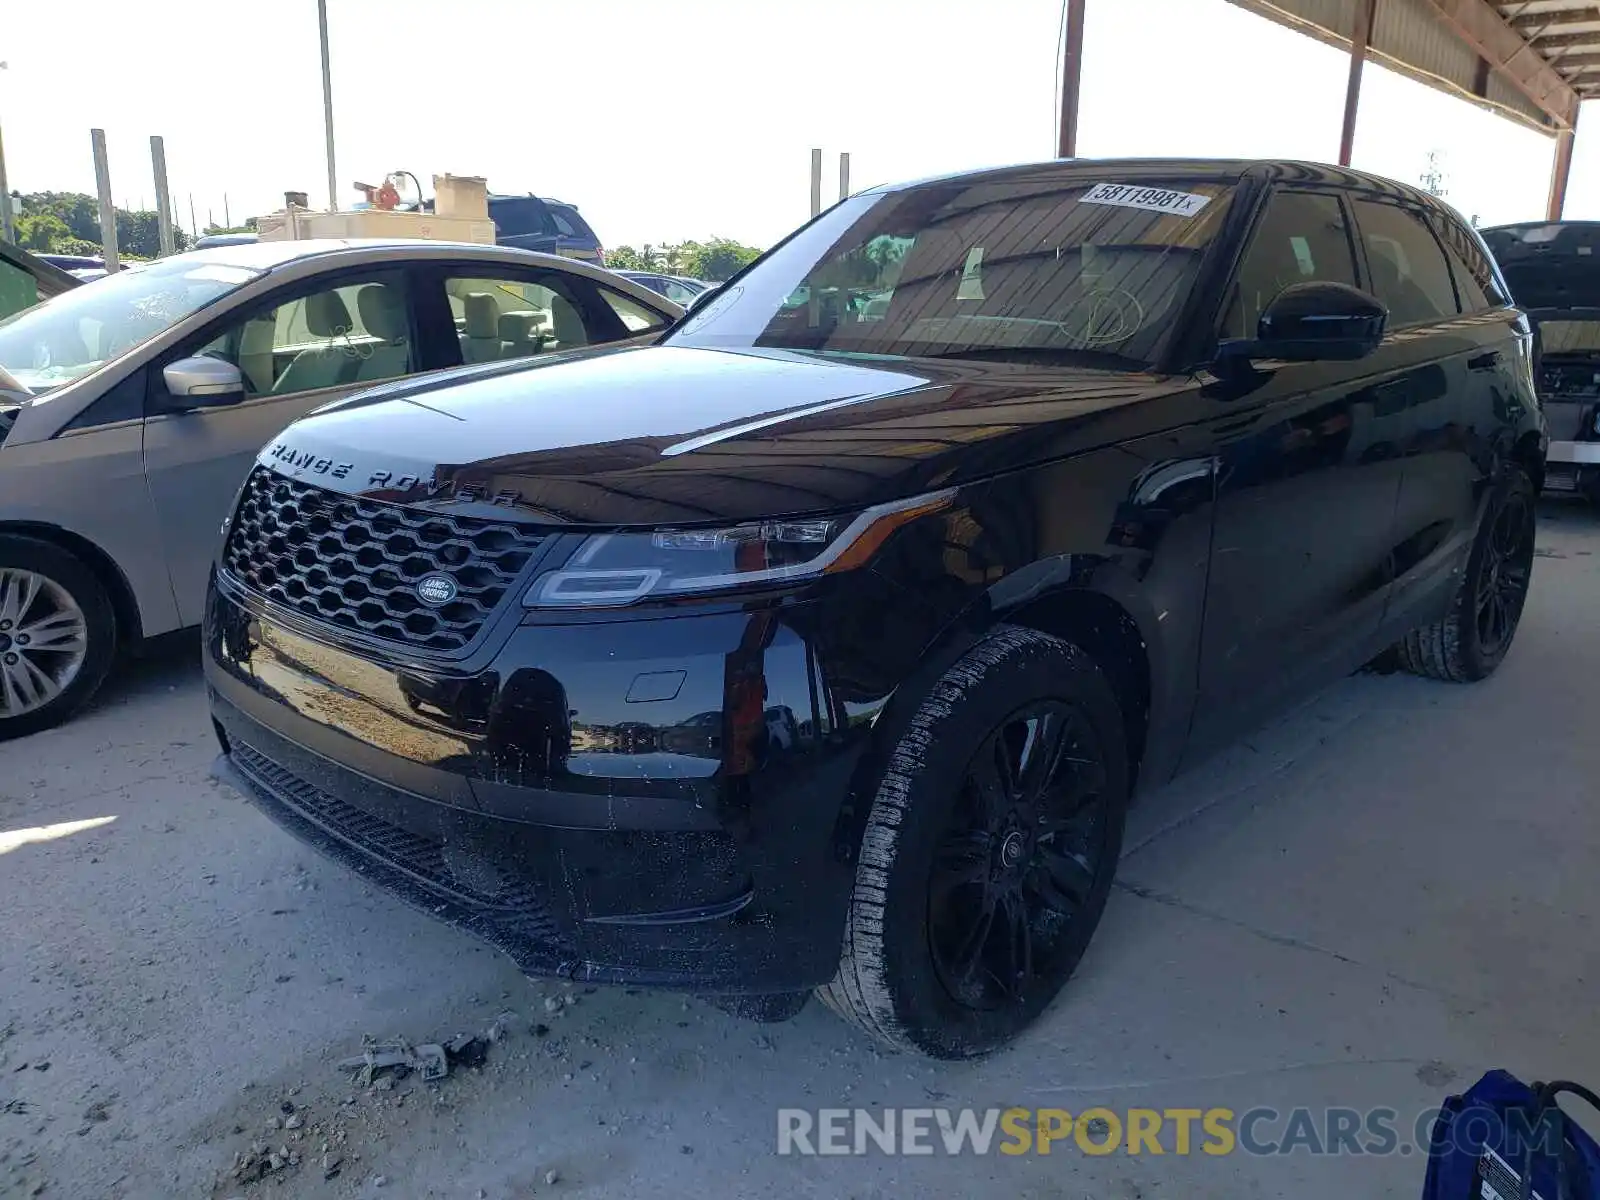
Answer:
(198, 276, 415, 397)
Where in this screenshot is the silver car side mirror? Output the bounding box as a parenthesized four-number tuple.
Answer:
(164, 356, 245, 400)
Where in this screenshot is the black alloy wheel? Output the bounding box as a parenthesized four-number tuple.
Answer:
(1397, 467, 1537, 683)
(1473, 481, 1535, 661)
(928, 701, 1112, 1013)
(820, 626, 1129, 1059)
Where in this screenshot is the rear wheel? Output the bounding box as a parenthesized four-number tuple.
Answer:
(818, 626, 1129, 1058)
(0, 536, 117, 741)
(1397, 468, 1536, 683)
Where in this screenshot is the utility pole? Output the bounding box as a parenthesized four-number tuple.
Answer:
(151, 135, 175, 255)
(0, 61, 12, 244)
(0, 121, 12, 245)
(90, 129, 120, 272)
(224, 192, 231, 228)
(189, 193, 199, 239)
(1057, 0, 1086, 158)
(317, 0, 339, 211)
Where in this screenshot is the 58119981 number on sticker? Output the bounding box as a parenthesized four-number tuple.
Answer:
(1080, 182, 1212, 217)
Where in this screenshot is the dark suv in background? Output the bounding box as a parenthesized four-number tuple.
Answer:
(207, 159, 1543, 1059)
(486, 195, 604, 265)
(1483, 221, 1600, 501)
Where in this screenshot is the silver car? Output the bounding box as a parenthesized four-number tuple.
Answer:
(0, 239, 681, 738)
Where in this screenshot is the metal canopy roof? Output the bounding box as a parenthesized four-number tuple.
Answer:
(1226, 0, 1595, 132)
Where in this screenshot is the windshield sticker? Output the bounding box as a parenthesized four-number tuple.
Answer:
(1080, 183, 1212, 218)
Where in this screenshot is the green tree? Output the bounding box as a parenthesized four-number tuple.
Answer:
(682, 237, 762, 281)
(15, 211, 69, 251)
(14, 191, 188, 257)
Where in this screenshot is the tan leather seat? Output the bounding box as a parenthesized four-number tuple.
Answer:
(272, 291, 357, 393)
(355, 284, 411, 382)
(460, 292, 501, 363)
(498, 311, 543, 360)
(238, 316, 277, 394)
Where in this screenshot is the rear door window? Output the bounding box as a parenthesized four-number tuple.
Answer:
(491, 198, 553, 238)
(1351, 199, 1459, 326)
(1222, 191, 1359, 339)
(443, 272, 594, 360)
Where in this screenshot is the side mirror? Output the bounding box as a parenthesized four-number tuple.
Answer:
(1218, 282, 1386, 365)
(163, 355, 245, 402)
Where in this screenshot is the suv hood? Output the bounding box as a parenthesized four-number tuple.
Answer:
(258, 344, 1172, 526)
(1482, 222, 1600, 310)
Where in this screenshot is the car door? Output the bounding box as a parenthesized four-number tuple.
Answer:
(1352, 197, 1520, 637)
(141, 268, 427, 626)
(1187, 186, 1410, 756)
(422, 263, 676, 369)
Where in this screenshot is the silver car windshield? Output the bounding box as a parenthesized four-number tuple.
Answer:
(0, 258, 262, 394)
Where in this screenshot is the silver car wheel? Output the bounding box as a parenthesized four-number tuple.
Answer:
(0, 569, 90, 720)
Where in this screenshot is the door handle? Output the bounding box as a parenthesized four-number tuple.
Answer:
(1467, 351, 1501, 372)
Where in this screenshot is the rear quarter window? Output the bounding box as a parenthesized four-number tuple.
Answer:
(549, 206, 594, 240)
(1427, 212, 1506, 312)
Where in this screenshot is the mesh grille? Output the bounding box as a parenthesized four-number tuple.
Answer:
(222, 467, 548, 651)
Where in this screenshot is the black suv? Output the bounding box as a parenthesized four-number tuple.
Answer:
(206, 159, 1544, 1058)
(485, 194, 604, 264)
(1482, 221, 1600, 500)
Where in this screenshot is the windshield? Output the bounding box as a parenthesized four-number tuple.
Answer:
(0, 257, 261, 393)
(1536, 317, 1600, 354)
(669, 175, 1237, 369)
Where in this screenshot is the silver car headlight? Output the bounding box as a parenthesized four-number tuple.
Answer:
(525, 489, 954, 608)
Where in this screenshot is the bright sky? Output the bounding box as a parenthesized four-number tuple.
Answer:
(2, 0, 1595, 248)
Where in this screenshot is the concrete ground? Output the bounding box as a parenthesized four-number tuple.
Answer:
(1, 503, 1597, 1200)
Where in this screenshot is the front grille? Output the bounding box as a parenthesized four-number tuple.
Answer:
(1545, 463, 1580, 492)
(231, 742, 561, 930)
(223, 468, 549, 652)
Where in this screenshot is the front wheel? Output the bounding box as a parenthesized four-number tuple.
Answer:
(1397, 467, 1536, 683)
(818, 626, 1130, 1058)
(0, 536, 117, 741)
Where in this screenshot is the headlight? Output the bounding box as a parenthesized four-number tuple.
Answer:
(525, 489, 954, 608)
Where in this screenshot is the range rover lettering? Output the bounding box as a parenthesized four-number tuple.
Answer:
(205, 160, 1543, 1058)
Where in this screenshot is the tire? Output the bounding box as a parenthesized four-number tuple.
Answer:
(818, 625, 1130, 1059)
(1396, 467, 1536, 683)
(0, 536, 117, 741)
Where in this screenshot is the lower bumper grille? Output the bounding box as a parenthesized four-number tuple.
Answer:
(231, 742, 559, 933)
(1547, 464, 1580, 492)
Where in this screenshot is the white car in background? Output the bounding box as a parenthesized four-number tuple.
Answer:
(0, 238, 681, 738)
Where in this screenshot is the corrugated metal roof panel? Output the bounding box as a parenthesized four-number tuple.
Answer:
(1227, 0, 1556, 133)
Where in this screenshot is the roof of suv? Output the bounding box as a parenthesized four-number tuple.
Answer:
(866, 157, 1446, 210)
(487, 194, 582, 208)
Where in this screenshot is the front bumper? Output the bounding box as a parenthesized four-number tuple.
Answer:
(1544, 441, 1600, 496)
(203, 569, 917, 992)
(1543, 400, 1600, 494)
